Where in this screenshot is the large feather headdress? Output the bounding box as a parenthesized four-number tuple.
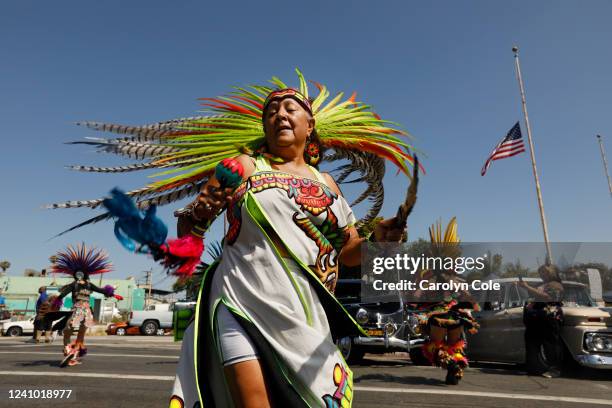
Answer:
(47, 69, 420, 232)
(51, 243, 112, 276)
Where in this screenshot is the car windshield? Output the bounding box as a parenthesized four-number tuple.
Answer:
(335, 279, 402, 310)
(561, 285, 595, 307)
(335, 279, 362, 303)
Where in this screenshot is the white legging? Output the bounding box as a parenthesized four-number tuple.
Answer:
(215, 304, 259, 366)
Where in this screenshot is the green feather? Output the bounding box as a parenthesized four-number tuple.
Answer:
(55, 69, 421, 221)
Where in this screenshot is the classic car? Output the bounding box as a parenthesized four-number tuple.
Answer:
(335, 278, 424, 362)
(467, 278, 612, 371)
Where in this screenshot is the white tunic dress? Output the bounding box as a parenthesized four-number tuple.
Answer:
(171, 156, 364, 408)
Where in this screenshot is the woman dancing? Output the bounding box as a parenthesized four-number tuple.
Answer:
(47, 70, 419, 406)
(52, 244, 119, 367)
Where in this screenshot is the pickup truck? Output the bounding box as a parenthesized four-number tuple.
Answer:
(129, 304, 173, 335)
(467, 278, 612, 371)
(129, 302, 196, 335)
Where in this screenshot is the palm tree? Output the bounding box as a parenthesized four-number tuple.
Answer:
(0, 261, 10, 273)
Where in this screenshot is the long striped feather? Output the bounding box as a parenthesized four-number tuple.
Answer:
(66, 163, 161, 173)
(76, 122, 172, 141)
(357, 185, 385, 229)
(324, 149, 385, 211)
(67, 138, 181, 160)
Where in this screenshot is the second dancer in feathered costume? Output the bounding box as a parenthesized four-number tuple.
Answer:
(52, 244, 121, 367)
(413, 218, 480, 385)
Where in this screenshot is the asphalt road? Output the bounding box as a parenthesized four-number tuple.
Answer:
(0, 336, 611, 408)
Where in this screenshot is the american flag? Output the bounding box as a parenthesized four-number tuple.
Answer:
(481, 122, 526, 176)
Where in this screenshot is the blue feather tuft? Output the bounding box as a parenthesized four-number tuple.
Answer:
(103, 188, 140, 219)
(103, 188, 168, 252)
(141, 206, 168, 246)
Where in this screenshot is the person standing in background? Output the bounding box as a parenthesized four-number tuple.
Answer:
(0, 289, 8, 321)
(33, 286, 49, 343)
(519, 264, 565, 377)
(0, 289, 6, 310)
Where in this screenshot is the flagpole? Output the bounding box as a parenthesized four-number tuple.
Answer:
(596, 135, 612, 196)
(512, 45, 553, 265)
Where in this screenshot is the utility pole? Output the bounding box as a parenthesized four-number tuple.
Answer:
(143, 269, 152, 307)
(597, 135, 612, 196)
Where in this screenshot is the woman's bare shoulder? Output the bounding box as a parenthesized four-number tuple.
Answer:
(321, 172, 342, 196)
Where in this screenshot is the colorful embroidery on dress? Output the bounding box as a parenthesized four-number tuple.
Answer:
(322, 363, 353, 408)
(293, 209, 350, 292)
(250, 172, 336, 216)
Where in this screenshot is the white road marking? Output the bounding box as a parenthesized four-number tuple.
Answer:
(6, 343, 181, 350)
(0, 371, 610, 405)
(353, 386, 612, 406)
(0, 371, 174, 381)
(0, 351, 178, 359)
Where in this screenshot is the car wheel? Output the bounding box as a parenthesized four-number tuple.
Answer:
(337, 337, 365, 364)
(141, 321, 159, 336)
(409, 346, 431, 366)
(525, 338, 552, 375)
(6, 326, 23, 337)
(116, 327, 127, 336)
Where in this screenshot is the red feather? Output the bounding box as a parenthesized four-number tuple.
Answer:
(160, 234, 204, 277)
(199, 98, 260, 117)
(309, 80, 324, 92)
(231, 95, 264, 110)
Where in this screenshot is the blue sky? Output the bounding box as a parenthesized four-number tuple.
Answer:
(1, 1, 611, 288)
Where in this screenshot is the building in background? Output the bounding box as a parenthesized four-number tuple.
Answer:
(0, 275, 146, 321)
